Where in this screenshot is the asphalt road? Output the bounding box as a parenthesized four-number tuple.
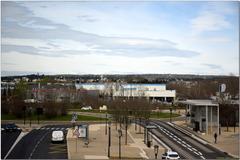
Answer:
(1, 127, 21, 159)
(148, 120, 230, 159)
(6, 125, 69, 159)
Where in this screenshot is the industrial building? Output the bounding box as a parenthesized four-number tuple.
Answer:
(75, 83, 176, 102)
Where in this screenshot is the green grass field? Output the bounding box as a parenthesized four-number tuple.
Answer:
(150, 112, 180, 119)
(1, 114, 106, 121)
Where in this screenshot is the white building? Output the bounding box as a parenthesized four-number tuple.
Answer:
(178, 99, 219, 135)
(75, 83, 176, 102)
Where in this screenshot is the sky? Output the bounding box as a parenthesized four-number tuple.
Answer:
(1, 1, 239, 76)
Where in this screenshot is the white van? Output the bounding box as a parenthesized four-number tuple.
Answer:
(51, 131, 64, 142)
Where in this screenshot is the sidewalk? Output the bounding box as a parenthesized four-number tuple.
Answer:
(173, 120, 240, 158)
(67, 123, 166, 159)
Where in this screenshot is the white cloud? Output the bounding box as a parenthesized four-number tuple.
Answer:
(191, 11, 230, 33)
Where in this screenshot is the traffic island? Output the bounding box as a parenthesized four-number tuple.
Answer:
(67, 123, 165, 159)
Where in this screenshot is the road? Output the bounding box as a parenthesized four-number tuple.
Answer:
(147, 120, 230, 159)
(6, 125, 69, 159)
(1, 125, 21, 159)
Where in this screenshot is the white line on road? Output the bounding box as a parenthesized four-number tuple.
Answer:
(4, 132, 28, 159)
(194, 151, 200, 155)
(29, 131, 49, 159)
(198, 152, 203, 155)
(200, 155, 206, 159)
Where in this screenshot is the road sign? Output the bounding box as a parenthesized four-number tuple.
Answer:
(146, 125, 157, 129)
(220, 84, 226, 92)
(78, 124, 88, 138)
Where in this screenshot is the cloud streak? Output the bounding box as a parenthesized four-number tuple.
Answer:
(2, 1, 200, 58)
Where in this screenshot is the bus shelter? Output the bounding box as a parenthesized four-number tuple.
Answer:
(178, 99, 219, 135)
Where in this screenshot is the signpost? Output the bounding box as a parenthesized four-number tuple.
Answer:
(73, 127, 80, 152)
(71, 112, 78, 128)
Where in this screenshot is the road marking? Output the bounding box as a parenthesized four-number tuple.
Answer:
(198, 152, 203, 155)
(29, 131, 49, 159)
(200, 156, 206, 159)
(194, 151, 200, 155)
(192, 148, 197, 151)
(65, 128, 69, 130)
(41, 127, 45, 130)
(187, 148, 192, 151)
(186, 144, 191, 147)
(4, 132, 28, 159)
(51, 128, 55, 130)
(177, 141, 181, 144)
(182, 144, 187, 147)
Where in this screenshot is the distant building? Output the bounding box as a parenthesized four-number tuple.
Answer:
(75, 83, 176, 102)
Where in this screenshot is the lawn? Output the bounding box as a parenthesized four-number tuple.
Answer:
(1, 114, 106, 121)
(150, 112, 180, 119)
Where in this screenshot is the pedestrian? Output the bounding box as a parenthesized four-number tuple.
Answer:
(214, 133, 218, 143)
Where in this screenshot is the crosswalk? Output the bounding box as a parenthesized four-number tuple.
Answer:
(36, 127, 69, 131)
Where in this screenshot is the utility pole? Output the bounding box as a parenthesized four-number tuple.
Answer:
(105, 113, 107, 135)
(108, 121, 111, 158)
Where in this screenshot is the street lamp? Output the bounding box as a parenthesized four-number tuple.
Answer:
(154, 145, 159, 159)
(170, 106, 173, 123)
(28, 107, 33, 127)
(118, 129, 122, 159)
(22, 106, 26, 125)
(108, 120, 111, 157)
(105, 112, 108, 135)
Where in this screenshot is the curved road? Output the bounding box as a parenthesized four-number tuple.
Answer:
(148, 120, 230, 159)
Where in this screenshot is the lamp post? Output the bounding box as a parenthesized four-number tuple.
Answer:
(118, 129, 122, 159)
(108, 120, 111, 158)
(28, 107, 33, 127)
(105, 113, 108, 135)
(154, 145, 159, 159)
(23, 106, 26, 125)
(170, 106, 173, 123)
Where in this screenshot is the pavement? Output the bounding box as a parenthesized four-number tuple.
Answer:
(67, 123, 166, 159)
(173, 120, 240, 159)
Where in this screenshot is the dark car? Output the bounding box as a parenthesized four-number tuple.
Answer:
(2, 123, 21, 132)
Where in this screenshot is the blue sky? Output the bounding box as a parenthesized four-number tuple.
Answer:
(1, 1, 239, 76)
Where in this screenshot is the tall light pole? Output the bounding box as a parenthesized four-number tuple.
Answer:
(118, 129, 122, 159)
(105, 112, 108, 135)
(29, 107, 32, 127)
(170, 107, 172, 123)
(108, 121, 111, 158)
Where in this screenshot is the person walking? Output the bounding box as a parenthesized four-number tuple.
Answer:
(214, 133, 218, 143)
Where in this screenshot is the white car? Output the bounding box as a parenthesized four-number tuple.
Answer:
(52, 131, 64, 142)
(162, 151, 180, 159)
(81, 106, 92, 110)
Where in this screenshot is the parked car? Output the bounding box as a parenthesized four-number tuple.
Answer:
(162, 151, 180, 159)
(81, 106, 92, 110)
(3, 123, 21, 132)
(51, 131, 64, 142)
